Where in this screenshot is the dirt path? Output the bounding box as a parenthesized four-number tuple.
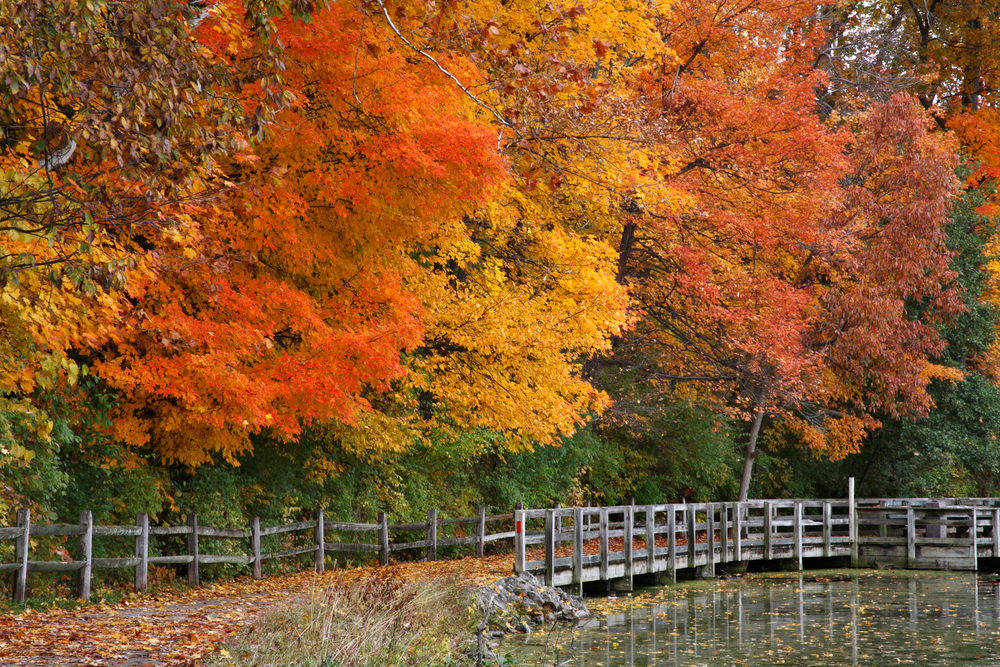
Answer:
(0, 555, 514, 666)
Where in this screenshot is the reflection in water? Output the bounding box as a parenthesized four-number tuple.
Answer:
(498, 571, 1000, 666)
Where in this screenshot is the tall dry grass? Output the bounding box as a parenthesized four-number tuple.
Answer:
(210, 573, 477, 667)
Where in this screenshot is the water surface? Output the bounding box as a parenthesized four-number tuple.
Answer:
(498, 570, 1000, 666)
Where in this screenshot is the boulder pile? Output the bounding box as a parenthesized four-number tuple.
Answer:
(476, 572, 589, 633)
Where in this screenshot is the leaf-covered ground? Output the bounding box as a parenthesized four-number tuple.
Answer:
(0, 554, 514, 666)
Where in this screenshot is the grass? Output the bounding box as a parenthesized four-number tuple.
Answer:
(209, 572, 480, 667)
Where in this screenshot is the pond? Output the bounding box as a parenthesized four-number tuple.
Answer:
(497, 570, 1000, 666)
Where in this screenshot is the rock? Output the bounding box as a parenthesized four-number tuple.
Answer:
(476, 572, 590, 635)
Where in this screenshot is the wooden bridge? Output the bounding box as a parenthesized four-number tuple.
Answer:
(513, 480, 1000, 592)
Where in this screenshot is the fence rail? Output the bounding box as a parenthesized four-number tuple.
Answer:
(1, 505, 517, 603)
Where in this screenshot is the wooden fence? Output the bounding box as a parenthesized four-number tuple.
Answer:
(0, 506, 516, 603)
(513, 486, 1000, 593)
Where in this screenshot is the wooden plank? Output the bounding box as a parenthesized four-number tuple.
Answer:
(78, 510, 92, 601)
(436, 535, 480, 547)
(390, 539, 434, 551)
(31, 525, 87, 537)
(324, 542, 381, 553)
(906, 507, 916, 568)
(135, 512, 148, 593)
(148, 555, 195, 565)
(197, 527, 247, 538)
(0, 527, 23, 540)
(599, 507, 609, 581)
(794, 502, 802, 571)
(476, 506, 485, 558)
(544, 509, 555, 587)
(315, 508, 325, 574)
(378, 512, 389, 566)
(92, 525, 142, 537)
(485, 513, 514, 522)
(187, 513, 199, 586)
(514, 509, 525, 574)
(483, 530, 515, 542)
(251, 517, 262, 579)
(14, 508, 30, 603)
(260, 519, 318, 536)
(261, 545, 320, 561)
(92, 557, 142, 568)
(149, 526, 192, 536)
(574, 507, 584, 596)
(199, 555, 254, 565)
(324, 522, 379, 532)
(426, 508, 437, 562)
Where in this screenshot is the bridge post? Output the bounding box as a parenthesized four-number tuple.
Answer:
(646, 505, 656, 577)
(794, 501, 802, 571)
(687, 505, 697, 569)
(514, 508, 525, 574)
(544, 509, 555, 587)
(849, 477, 857, 568)
(972, 508, 979, 570)
(823, 501, 831, 558)
(624, 505, 634, 590)
(721, 503, 729, 564)
(906, 506, 915, 568)
(764, 502, 772, 561)
(667, 505, 677, 583)
(573, 507, 584, 596)
(707, 505, 716, 576)
(599, 507, 609, 581)
(733, 502, 742, 562)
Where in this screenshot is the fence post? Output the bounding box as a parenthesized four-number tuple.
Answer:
(794, 501, 802, 571)
(14, 508, 30, 603)
(314, 507, 325, 574)
(599, 507, 609, 582)
(426, 509, 437, 562)
(763, 502, 773, 561)
(720, 503, 729, 564)
(573, 507, 583, 596)
(476, 506, 486, 558)
(646, 505, 656, 575)
(378, 511, 389, 566)
(544, 509, 555, 587)
(187, 512, 199, 586)
(906, 507, 916, 568)
(849, 477, 857, 568)
(514, 507, 525, 574)
(706, 504, 715, 576)
(972, 508, 979, 570)
(135, 512, 149, 593)
(687, 505, 696, 569)
(823, 501, 831, 558)
(992, 508, 1000, 558)
(667, 504, 677, 583)
(77, 510, 93, 601)
(733, 502, 742, 562)
(624, 505, 634, 588)
(251, 517, 262, 580)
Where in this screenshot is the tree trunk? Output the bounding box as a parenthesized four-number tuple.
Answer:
(737, 402, 766, 501)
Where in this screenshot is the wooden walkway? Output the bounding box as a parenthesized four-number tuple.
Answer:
(514, 482, 1000, 591)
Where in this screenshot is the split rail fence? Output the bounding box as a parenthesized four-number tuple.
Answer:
(1, 506, 516, 603)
